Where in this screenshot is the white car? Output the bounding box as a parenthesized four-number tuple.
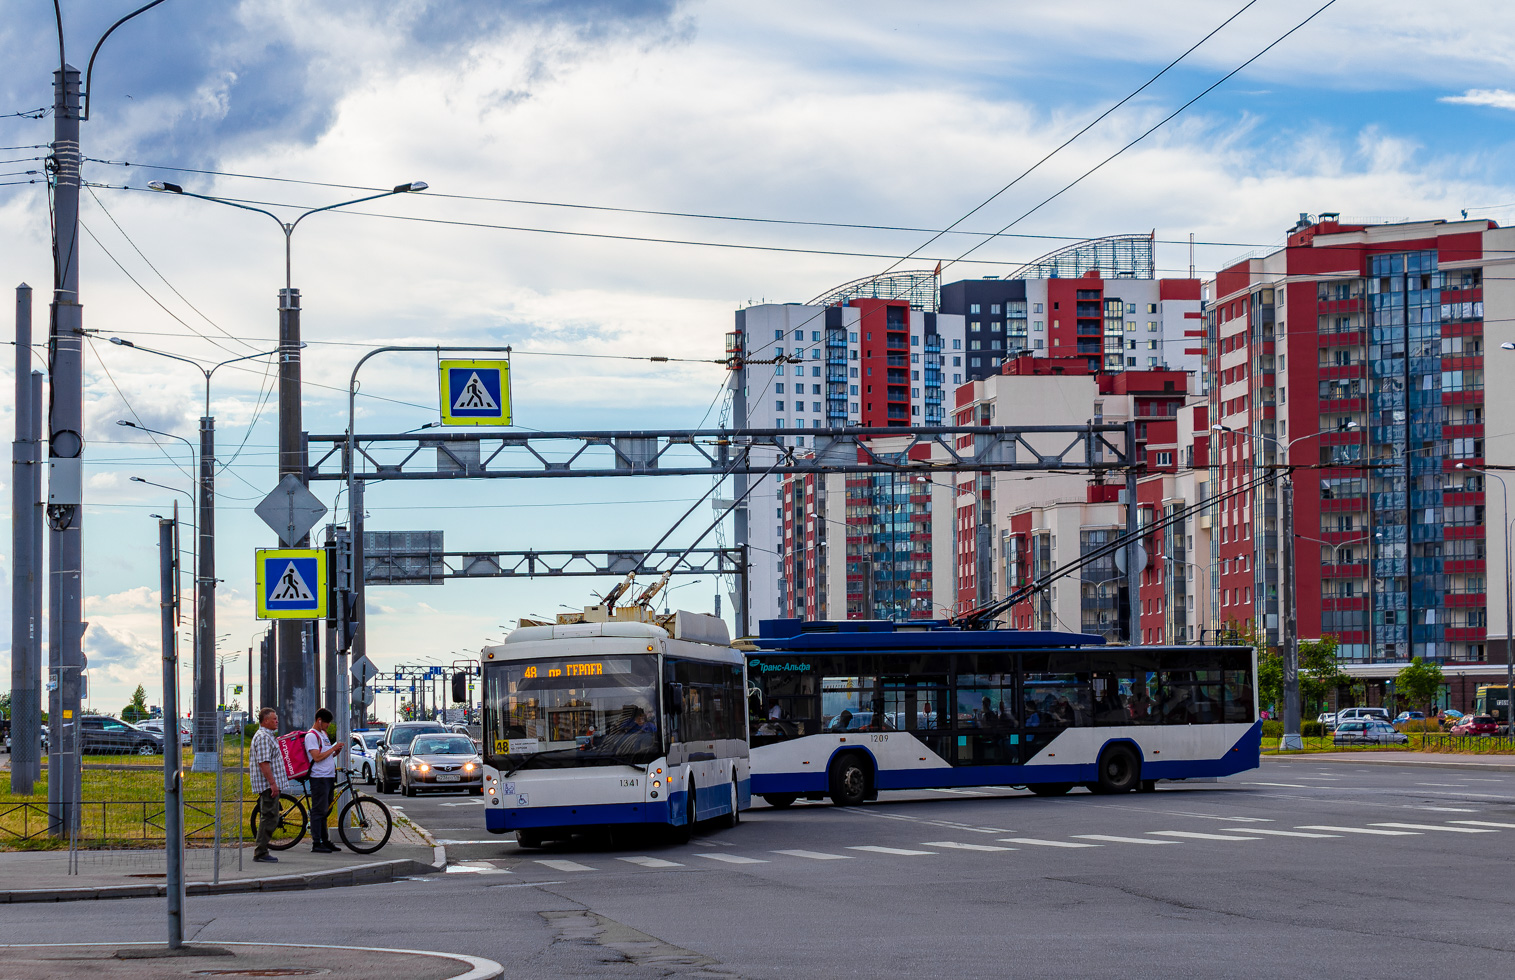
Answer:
(1316, 712, 1337, 731)
(1336, 707, 1391, 726)
(136, 718, 192, 746)
(348, 731, 384, 784)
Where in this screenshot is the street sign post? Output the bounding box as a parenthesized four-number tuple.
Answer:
(438, 359, 510, 426)
(255, 548, 328, 620)
(350, 653, 378, 686)
(254, 474, 329, 547)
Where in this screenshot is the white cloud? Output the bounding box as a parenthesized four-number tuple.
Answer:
(1439, 89, 1515, 111)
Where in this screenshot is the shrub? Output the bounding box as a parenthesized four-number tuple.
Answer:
(1301, 721, 1326, 738)
(1261, 720, 1283, 739)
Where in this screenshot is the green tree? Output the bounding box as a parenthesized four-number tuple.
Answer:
(1395, 657, 1445, 722)
(1298, 636, 1349, 715)
(0, 690, 10, 720)
(121, 684, 150, 723)
(1257, 648, 1283, 717)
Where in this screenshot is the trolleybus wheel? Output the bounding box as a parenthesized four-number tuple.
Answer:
(722, 773, 740, 828)
(828, 753, 869, 807)
(762, 794, 798, 809)
(1092, 744, 1141, 794)
(516, 829, 545, 848)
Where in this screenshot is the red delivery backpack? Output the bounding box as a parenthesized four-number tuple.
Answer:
(276, 730, 312, 781)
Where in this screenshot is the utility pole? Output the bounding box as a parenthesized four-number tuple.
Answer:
(194, 414, 215, 765)
(1279, 477, 1302, 750)
(1125, 420, 1141, 645)
(158, 517, 184, 950)
(11, 285, 42, 795)
(48, 65, 85, 837)
(275, 286, 312, 734)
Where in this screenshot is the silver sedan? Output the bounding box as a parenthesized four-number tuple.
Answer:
(400, 733, 484, 796)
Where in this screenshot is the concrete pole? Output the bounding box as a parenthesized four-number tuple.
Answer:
(1280, 477, 1303, 750)
(11, 284, 39, 794)
(26, 371, 41, 777)
(275, 286, 312, 734)
(47, 65, 85, 836)
(159, 518, 185, 949)
(194, 415, 217, 765)
(1125, 421, 1140, 645)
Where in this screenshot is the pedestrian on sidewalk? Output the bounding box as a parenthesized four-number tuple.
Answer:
(305, 708, 344, 853)
(250, 708, 285, 864)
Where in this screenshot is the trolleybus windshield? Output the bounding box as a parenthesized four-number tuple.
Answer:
(484, 654, 661, 770)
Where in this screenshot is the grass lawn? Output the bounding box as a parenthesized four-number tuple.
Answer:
(1264, 734, 1515, 755)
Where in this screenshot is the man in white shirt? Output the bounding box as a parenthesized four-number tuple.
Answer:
(304, 708, 343, 853)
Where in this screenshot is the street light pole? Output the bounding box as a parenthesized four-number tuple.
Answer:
(111, 340, 278, 765)
(147, 180, 427, 734)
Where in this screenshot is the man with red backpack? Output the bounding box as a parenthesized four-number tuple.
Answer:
(304, 709, 344, 852)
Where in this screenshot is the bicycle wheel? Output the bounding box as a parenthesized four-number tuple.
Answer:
(249, 794, 308, 850)
(338, 794, 393, 854)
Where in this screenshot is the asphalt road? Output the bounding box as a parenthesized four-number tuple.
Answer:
(6, 760, 1515, 978)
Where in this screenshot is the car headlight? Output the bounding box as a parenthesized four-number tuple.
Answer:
(464, 762, 476, 772)
(411, 761, 429, 772)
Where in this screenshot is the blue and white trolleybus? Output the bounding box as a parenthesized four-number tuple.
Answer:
(746, 619, 1259, 806)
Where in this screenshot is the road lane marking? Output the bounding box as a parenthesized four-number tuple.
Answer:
(999, 838, 1100, 848)
(1413, 806, 1479, 813)
(618, 856, 683, 868)
(535, 859, 594, 872)
(1073, 835, 1177, 845)
(1296, 826, 1419, 836)
(848, 845, 936, 856)
(1414, 783, 1467, 788)
(1369, 822, 1498, 833)
(436, 839, 509, 845)
(921, 841, 1016, 851)
(772, 849, 852, 860)
(1149, 831, 1261, 841)
(1242, 782, 1310, 788)
(1451, 820, 1515, 829)
(1222, 828, 1339, 838)
(695, 853, 768, 864)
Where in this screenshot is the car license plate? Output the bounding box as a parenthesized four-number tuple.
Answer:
(436, 774, 461, 782)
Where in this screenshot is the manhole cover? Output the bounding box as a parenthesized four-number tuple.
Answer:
(190, 971, 328, 977)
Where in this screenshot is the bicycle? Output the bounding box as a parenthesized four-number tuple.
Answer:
(250, 766, 393, 854)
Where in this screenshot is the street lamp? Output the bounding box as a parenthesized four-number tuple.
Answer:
(1458, 463, 1513, 731)
(661, 579, 703, 615)
(112, 341, 281, 767)
(146, 178, 427, 739)
(1213, 421, 1359, 750)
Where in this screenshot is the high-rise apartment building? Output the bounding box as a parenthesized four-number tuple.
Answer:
(1205, 213, 1510, 671)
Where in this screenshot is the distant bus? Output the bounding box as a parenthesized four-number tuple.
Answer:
(1474, 686, 1510, 724)
(745, 619, 1259, 806)
(481, 612, 748, 846)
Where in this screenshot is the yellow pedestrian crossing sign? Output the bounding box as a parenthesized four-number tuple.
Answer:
(255, 548, 327, 620)
(439, 359, 511, 426)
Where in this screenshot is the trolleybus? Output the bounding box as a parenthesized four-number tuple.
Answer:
(746, 619, 1259, 806)
(482, 610, 748, 846)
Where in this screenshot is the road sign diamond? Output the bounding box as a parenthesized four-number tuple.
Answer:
(255, 474, 329, 546)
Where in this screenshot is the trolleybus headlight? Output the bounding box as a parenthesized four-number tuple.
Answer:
(650, 791, 659, 799)
(652, 780, 661, 789)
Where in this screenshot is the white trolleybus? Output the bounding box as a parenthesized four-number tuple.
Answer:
(482, 609, 749, 846)
(745, 619, 1259, 806)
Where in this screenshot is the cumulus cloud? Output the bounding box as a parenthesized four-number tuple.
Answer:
(1439, 88, 1515, 110)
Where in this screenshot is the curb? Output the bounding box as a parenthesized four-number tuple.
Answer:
(0, 823, 448, 904)
(1270, 754, 1515, 773)
(0, 941, 501, 980)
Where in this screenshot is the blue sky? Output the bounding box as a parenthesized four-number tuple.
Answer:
(0, 0, 1510, 718)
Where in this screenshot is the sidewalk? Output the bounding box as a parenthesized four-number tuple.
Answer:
(1270, 751, 1515, 772)
(0, 816, 445, 903)
(0, 942, 501, 980)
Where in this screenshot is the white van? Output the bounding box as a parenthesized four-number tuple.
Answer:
(1336, 707, 1391, 725)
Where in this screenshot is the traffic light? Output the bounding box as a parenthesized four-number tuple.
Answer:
(451, 671, 467, 704)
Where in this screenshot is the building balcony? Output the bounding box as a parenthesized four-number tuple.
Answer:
(1445, 592, 1487, 608)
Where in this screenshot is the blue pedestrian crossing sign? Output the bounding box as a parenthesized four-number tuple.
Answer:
(255, 548, 327, 620)
(439, 359, 511, 426)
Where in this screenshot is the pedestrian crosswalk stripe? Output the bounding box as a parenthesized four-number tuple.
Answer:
(848, 845, 936, 856)
(1296, 825, 1419, 836)
(1223, 828, 1339, 838)
(695, 853, 768, 864)
(920, 841, 1016, 851)
(1149, 831, 1260, 841)
(535, 859, 594, 872)
(1450, 820, 1515, 829)
(1074, 835, 1177, 845)
(999, 837, 1100, 848)
(1369, 822, 1498, 834)
(618, 856, 683, 868)
(772, 849, 852, 860)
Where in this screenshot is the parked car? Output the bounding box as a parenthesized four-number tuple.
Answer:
(400, 733, 483, 797)
(81, 716, 163, 755)
(348, 731, 383, 783)
(1443, 709, 1466, 721)
(1393, 711, 1426, 725)
(1317, 712, 1338, 731)
(374, 721, 446, 794)
(1451, 714, 1499, 736)
(1334, 720, 1409, 746)
(1336, 707, 1392, 725)
(136, 717, 192, 746)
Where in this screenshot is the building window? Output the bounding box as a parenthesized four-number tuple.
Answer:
(912, 405, 920, 415)
(1034, 320, 1043, 331)
(850, 384, 858, 395)
(812, 331, 820, 341)
(849, 367, 858, 378)
(990, 304, 1001, 314)
(970, 321, 981, 332)
(911, 370, 919, 380)
(991, 357, 1001, 367)
(775, 400, 785, 411)
(850, 349, 858, 360)
(811, 400, 821, 412)
(953, 374, 962, 383)
(911, 353, 920, 363)
(812, 366, 820, 377)
(1126, 322, 1135, 332)
(794, 329, 803, 339)
(1127, 357, 1136, 366)
(1147, 303, 1157, 314)
(1034, 339, 1044, 349)
(952, 339, 962, 349)
(1148, 339, 1158, 350)
(1034, 303, 1044, 313)
(970, 357, 981, 367)
(1148, 357, 1158, 367)
(911, 335, 920, 346)
(776, 419, 785, 428)
(970, 304, 980, 314)
(971, 340, 982, 350)
(850, 402, 859, 413)
(953, 356, 961, 366)
(1147, 321, 1158, 332)
(1127, 303, 1136, 314)
(775, 383, 784, 394)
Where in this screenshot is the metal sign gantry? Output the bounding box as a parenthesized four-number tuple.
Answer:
(364, 546, 742, 584)
(303, 424, 1134, 482)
